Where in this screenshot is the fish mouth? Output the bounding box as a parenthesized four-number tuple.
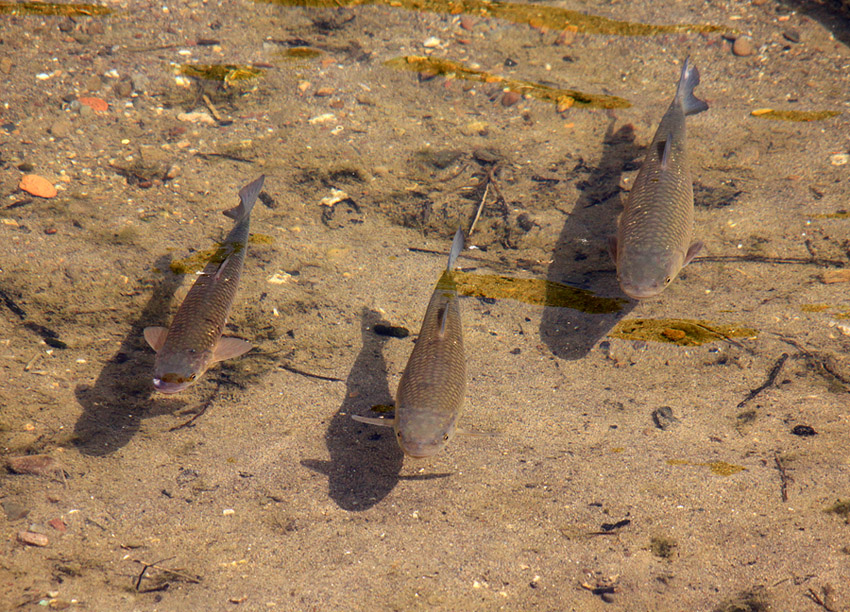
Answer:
(400, 443, 443, 459)
(152, 377, 191, 394)
(620, 284, 663, 300)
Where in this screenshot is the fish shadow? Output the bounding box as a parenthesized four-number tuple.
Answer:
(539, 121, 639, 360)
(301, 308, 404, 511)
(73, 256, 187, 456)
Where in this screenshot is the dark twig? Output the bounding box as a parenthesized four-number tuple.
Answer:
(774, 452, 791, 503)
(168, 383, 222, 431)
(132, 556, 201, 591)
(737, 353, 789, 409)
(692, 255, 846, 268)
(805, 585, 839, 612)
(279, 363, 343, 383)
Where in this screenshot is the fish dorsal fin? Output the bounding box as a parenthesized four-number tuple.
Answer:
(658, 136, 672, 171)
(143, 326, 169, 352)
(212, 337, 252, 362)
(351, 414, 396, 428)
(447, 227, 465, 270)
(223, 175, 265, 222)
(684, 241, 704, 266)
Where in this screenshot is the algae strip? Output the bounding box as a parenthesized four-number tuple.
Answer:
(275, 47, 323, 60)
(387, 56, 630, 109)
(454, 271, 625, 314)
(814, 211, 850, 219)
(170, 234, 273, 274)
(0, 2, 110, 15)
(179, 64, 265, 83)
(667, 459, 746, 476)
(609, 318, 757, 346)
(253, 0, 723, 36)
(751, 109, 842, 122)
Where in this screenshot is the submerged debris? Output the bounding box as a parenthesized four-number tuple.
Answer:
(667, 459, 747, 476)
(178, 64, 264, 84)
(386, 56, 631, 109)
(649, 535, 677, 559)
(454, 271, 626, 314)
(751, 109, 842, 122)
(609, 319, 758, 346)
(275, 47, 322, 60)
(254, 0, 723, 36)
(826, 499, 850, 523)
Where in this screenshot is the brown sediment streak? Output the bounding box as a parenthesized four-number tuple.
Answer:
(609, 318, 757, 346)
(751, 109, 842, 122)
(253, 0, 723, 36)
(386, 56, 630, 109)
(454, 271, 625, 313)
(0, 2, 110, 15)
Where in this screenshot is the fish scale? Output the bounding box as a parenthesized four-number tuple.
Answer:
(613, 57, 708, 299)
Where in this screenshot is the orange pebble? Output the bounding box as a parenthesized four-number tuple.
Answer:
(19, 174, 57, 198)
(79, 96, 109, 112)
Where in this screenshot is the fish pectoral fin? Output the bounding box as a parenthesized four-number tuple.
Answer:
(456, 427, 501, 437)
(212, 337, 252, 362)
(607, 235, 618, 264)
(351, 415, 395, 428)
(684, 241, 704, 266)
(143, 326, 169, 352)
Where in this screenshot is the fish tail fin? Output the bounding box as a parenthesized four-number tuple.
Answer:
(447, 226, 465, 270)
(223, 174, 265, 222)
(675, 57, 709, 117)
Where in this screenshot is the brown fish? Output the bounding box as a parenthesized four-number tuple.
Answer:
(144, 175, 265, 393)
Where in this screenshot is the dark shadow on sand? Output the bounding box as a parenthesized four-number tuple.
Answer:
(73, 257, 187, 456)
(781, 0, 850, 47)
(539, 121, 638, 360)
(301, 308, 404, 511)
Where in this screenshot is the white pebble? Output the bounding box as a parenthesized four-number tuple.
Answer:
(222, 508, 235, 516)
(830, 153, 849, 166)
(423, 37, 441, 48)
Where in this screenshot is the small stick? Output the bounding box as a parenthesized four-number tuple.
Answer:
(774, 452, 790, 503)
(24, 352, 42, 372)
(280, 363, 343, 383)
(168, 384, 221, 431)
(132, 556, 201, 591)
(737, 353, 789, 409)
(201, 94, 224, 122)
(468, 180, 489, 236)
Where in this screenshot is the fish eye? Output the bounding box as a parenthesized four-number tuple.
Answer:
(189, 374, 196, 381)
(443, 433, 449, 441)
(396, 431, 402, 438)
(664, 276, 672, 285)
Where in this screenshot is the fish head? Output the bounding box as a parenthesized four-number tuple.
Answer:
(152, 349, 211, 393)
(395, 411, 458, 458)
(617, 247, 684, 299)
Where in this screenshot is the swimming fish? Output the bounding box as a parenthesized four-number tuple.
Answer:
(353, 228, 469, 458)
(611, 57, 708, 299)
(143, 175, 265, 393)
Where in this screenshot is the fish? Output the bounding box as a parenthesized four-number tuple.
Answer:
(143, 175, 265, 393)
(353, 228, 472, 458)
(610, 57, 708, 299)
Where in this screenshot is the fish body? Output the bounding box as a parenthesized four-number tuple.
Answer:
(144, 175, 265, 393)
(612, 57, 707, 299)
(353, 229, 466, 457)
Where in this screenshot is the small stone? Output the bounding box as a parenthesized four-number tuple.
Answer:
(662, 328, 686, 341)
(71, 31, 92, 44)
(79, 96, 108, 112)
(177, 111, 216, 125)
(48, 518, 67, 532)
(501, 91, 521, 107)
(18, 531, 49, 547)
(6, 454, 62, 476)
(791, 424, 817, 436)
(555, 26, 578, 46)
(314, 86, 334, 97)
(423, 37, 441, 48)
(732, 36, 755, 56)
(113, 79, 133, 98)
(329, 99, 344, 109)
(556, 95, 574, 113)
(49, 120, 72, 138)
(782, 29, 801, 43)
(460, 120, 489, 136)
(2, 500, 30, 521)
(19, 175, 58, 199)
(0, 57, 11, 74)
(822, 269, 850, 284)
(459, 16, 475, 31)
(651, 406, 680, 430)
(165, 164, 181, 180)
(85, 75, 101, 91)
(830, 153, 849, 166)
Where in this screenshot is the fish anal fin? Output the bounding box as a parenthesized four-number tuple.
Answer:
(143, 326, 169, 352)
(351, 414, 395, 428)
(212, 337, 252, 362)
(684, 241, 704, 266)
(608, 235, 618, 265)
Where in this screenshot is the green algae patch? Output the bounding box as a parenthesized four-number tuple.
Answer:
(609, 318, 758, 346)
(453, 271, 626, 314)
(0, 2, 110, 15)
(386, 56, 630, 109)
(370, 404, 395, 414)
(169, 235, 269, 274)
(667, 459, 746, 476)
(649, 535, 677, 559)
(826, 499, 850, 523)
(751, 108, 842, 122)
(801, 304, 831, 313)
(179, 64, 264, 84)
(275, 47, 323, 60)
(253, 0, 723, 36)
(815, 210, 850, 219)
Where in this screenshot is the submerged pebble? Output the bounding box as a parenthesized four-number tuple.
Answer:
(732, 36, 755, 56)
